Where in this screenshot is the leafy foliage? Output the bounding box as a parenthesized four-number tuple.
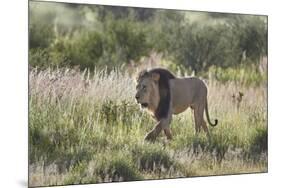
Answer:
(29, 2, 267, 73)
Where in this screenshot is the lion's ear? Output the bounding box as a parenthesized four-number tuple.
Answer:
(151, 72, 160, 82)
(133, 69, 147, 83)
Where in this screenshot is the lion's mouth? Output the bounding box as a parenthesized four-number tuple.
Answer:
(141, 103, 148, 108)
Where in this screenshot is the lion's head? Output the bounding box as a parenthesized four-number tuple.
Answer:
(135, 68, 176, 121)
(135, 70, 160, 112)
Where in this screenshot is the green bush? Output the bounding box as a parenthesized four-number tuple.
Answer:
(34, 19, 153, 70)
(64, 162, 90, 184)
(249, 127, 268, 155)
(207, 65, 266, 86)
(99, 100, 142, 127)
(29, 49, 50, 69)
(29, 2, 267, 73)
(29, 43, 69, 69)
(228, 16, 267, 64)
(132, 144, 173, 171)
(94, 153, 141, 182)
(104, 18, 152, 63)
(29, 22, 55, 49)
(169, 24, 230, 73)
(153, 13, 267, 73)
(62, 31, 104, 69)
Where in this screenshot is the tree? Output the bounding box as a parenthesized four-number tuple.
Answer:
(228, 15, 267, 64)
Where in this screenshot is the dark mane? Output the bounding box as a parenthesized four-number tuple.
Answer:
(148, 68, 176, 121)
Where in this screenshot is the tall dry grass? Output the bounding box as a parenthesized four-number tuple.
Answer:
(29, 67, 267, 187)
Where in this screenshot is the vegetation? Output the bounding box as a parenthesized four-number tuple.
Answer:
(29, 1, 267, 73)
(29, 68, 267, 187)
(28, 1, 267, 187)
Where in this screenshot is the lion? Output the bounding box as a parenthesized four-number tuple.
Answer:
(135, 68, 218, 142)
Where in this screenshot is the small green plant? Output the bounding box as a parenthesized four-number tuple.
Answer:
(207, 65, 266, 86)
(132, 143, 173, 171)
(249, 127, 268, 155)
(93, 152, 142, 182)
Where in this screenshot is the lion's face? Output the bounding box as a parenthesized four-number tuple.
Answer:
(135, 72, 160, 111)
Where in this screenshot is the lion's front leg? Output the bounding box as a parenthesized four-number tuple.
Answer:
(144, 122, 162, 142)
(164, 128, 172, 140)
(144, 117, 172, 141)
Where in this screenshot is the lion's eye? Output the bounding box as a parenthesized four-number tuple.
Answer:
(142, 85, 146, 90)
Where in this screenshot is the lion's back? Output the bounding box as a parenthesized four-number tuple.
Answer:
(170, 77, 207, 110)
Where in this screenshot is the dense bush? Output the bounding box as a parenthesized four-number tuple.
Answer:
(154, 14, 267, 73)
(29, 2, 267, 73)
(132, 144, 174, 171)
(162, 23, 230, 73)
(93, 152, 142, 182)
(29, 22, 55, 49)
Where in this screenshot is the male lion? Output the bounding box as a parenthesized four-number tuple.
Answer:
(135, 68, 218, 141)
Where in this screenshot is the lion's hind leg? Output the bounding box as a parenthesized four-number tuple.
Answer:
(194, 103, 211, 142)
(202, 119, 211, 142)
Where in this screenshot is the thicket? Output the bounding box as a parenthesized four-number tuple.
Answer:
(29, 1, 267, 74)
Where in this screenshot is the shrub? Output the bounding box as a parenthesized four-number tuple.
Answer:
(104, 18, 152, 63)
(93, 153, 141, 182)
(29, 49, 51, 69)
(249, 127, 268, 155)
(99, 100, 142, 127)
(64, 162, 90, 184)
(207, 65, 266, 86)
(132, 144, 173, 171)
(64, 31, 105, 69)
(29, 22, 55, 49)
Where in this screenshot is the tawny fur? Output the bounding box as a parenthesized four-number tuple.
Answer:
(135, 68, 217, 142)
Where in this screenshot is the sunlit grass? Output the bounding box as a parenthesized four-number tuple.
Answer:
(29, 67, 267, 187)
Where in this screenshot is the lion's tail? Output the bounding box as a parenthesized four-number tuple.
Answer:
(205, 99, 218, 127)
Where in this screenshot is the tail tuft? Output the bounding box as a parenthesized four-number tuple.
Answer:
(210, 119, 218, 127)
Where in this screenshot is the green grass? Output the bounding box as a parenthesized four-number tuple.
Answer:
(29, 68, 267, 187)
